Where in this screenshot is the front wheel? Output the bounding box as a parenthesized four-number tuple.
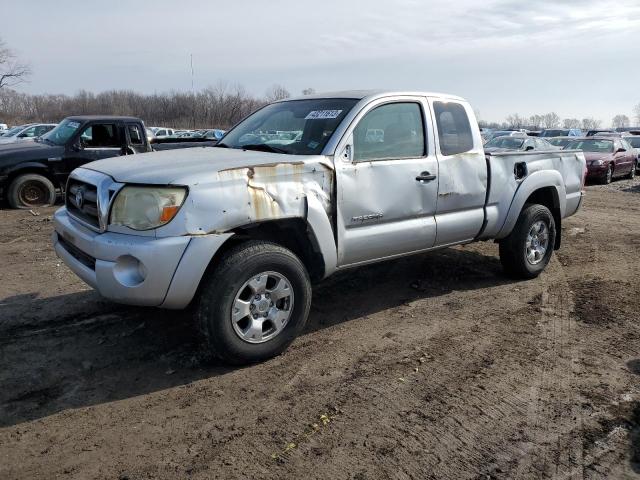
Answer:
(603, 164, 613, 184)
(196, 240, 312, 365)
(499, 204, 556, 279)
(628, 161, 636, 179)
(7, 173, 57, 209)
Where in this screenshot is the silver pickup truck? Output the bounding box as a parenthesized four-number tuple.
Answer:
(52, 91, 586, 364)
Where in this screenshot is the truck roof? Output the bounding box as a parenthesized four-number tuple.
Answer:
(285, 89, 465, 102)
(65, 115, 143, 122)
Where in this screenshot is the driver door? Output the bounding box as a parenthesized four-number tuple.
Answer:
(64, 122, 126, 174)
(335, 97, 439, 267)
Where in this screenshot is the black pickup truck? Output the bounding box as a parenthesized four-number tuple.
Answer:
(0, 115, 217, 208)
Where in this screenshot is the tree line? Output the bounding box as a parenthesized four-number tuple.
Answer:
(0, 83, 299, 129)
(479, 109, 640, 131)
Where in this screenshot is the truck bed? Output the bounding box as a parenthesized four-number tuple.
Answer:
(479, 149, 585, 241)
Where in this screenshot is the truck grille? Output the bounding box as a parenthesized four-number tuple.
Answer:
(66, 179, 100, 229)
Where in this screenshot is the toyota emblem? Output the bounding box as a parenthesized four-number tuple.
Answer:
(75, 188, 84, 209)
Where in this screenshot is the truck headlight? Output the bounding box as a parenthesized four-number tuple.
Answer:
(110, 186, 187, 230)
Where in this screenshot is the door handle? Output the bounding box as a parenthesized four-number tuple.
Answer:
(416, 171, 436, 182)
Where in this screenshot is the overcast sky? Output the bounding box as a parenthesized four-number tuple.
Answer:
(3, 0, 640, 124)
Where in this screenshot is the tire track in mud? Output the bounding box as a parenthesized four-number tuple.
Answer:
(268, 261, 578, 479)
(510, 262, 584, 480)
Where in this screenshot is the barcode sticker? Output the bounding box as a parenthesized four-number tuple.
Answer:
(305, 110, 343, 120)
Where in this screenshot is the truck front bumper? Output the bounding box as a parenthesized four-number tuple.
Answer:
(53, 208, 232, 309)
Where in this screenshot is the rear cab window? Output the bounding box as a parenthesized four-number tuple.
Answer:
(433, 101, 474, 156)
(127, 124, 144, 145)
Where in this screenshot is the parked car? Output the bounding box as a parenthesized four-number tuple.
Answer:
(547, 137, 574, 148)
(623, 135, 640, 173)
(586, 129, 615, 137)
(484, 136, 557, 153)
(564, 137, 636, 183)
(0, 123, 57, 144)
(0, 116, 221, 208)
(52, 90, 586, 364)
(0, 116, 151, 208)
(0, 123, 8, 133)
(153, 128, 175, 138)
(484, 130, 526, 142)
(540, 128, 582, 138)
(203, 129, 225, 140)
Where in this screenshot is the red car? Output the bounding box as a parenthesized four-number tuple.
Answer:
(565, 137, 636, 184)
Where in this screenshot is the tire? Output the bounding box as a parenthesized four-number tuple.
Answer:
(7, 173, 56, 209)
(603, 164, 613, 184)
(499, 204, 556, 279)
(196, 240, 312, 365)
(628, 161, 636, 179)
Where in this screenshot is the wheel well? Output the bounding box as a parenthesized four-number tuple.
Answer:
(525, 187, 562, 250)
(7, 168, 61, 191)
(204, 219, 326, 283)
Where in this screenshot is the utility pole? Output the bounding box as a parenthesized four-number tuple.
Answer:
(190, 53, 195, 130)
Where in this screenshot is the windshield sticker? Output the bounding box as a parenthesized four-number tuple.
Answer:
(67, 121, 80, 129)
(307, 140, 319, 149)
(305, 110, 342, 120)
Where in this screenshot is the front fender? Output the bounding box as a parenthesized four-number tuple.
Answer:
(496, 170, 566, 239)
(305, 191, 337, 278)
(4, 160, 50, 176)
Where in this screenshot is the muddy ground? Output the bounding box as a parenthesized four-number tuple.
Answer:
(0, 178, 639, 479)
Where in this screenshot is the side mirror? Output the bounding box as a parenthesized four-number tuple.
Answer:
(341, 144, 353, 162)
(71, 142, 82, 152)
(616, 148, 626, 153)
(525, 145, 534, 151)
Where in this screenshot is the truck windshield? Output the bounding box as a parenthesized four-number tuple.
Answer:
(218, 98, 358, 155)
(41, 119, 83, 146)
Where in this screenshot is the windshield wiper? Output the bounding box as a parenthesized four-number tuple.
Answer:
(214, 142, 230, 148)
(240, 144, 288, 154)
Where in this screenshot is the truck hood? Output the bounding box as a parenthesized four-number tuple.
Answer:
(81, 147, 329, 184)
(0, 141, 64, 167)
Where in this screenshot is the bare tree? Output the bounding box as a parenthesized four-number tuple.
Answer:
(301, 88, 316, 95)
(0, 38, 31, 89)
(528, 114, 544, 130)
(581, 117, 602, 130)
(563, 118, 581, 129)
(611, 114, 630, 129)
(265, 84, 290, 102)
(634, 103, 640, 125)
(506, 113, 525, 129)
(542, 112, 560, 129)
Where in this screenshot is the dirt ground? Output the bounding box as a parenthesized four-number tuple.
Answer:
(0, 178, 639, 480)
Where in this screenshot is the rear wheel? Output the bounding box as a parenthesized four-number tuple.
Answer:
(196, 240, 312, 364)
(7, 174, 56, 209)
(628, 161, 636, 179)
(603, 164, 613, 184)
(499, 204, 556, 279)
